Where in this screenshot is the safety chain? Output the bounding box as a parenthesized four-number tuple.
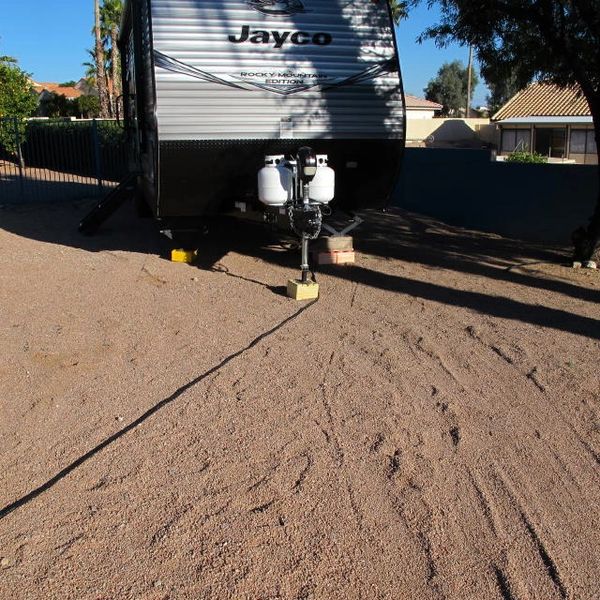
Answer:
(287, 202, 323, 240)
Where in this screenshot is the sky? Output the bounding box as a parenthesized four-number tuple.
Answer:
(395, 4, 488, 106)
(0, 0, 488, 106)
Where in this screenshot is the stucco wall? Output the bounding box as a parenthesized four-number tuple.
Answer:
(406, 110, 437, 120)
(406, 118, 497, 146)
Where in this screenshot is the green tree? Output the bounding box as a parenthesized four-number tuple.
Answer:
(0, 56, 37, 119)
(39, 92, 76, 118)
(486, 71, 521, 116)
(413, 0, 600, 262)
(76, 95, 101, 118)
(424, 60, 478, 116)
(0, 56, 38, 158)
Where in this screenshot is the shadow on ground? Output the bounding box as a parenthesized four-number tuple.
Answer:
(1, 198, 599, 340)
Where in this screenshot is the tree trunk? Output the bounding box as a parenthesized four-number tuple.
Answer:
(111, 25, 122, 118)
(106, 71, 113, 118)
(95, 0, 110, 118)
(572, 91, 600, 264)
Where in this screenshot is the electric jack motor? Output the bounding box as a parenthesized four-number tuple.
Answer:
(258, 147, 335, 284)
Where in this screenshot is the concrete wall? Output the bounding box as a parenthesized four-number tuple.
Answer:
(394, 148, 598, 243)
(406, 118, 497, 146)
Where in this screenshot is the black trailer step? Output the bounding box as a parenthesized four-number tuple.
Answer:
(79, 174, 138, 235)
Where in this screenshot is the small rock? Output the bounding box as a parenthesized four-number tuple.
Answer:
(191, 277, 198, 282)
(1, 557, 12, 569)
(153, 580, 163, 588)
(572, 261, 582, 269)
(115, 416, 124, 422)
(583, 260, 597, 270)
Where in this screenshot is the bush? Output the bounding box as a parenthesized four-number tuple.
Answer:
(505, 150, 547, 164)
(0, 58, 38, 156)
(19, 119, 129, 180)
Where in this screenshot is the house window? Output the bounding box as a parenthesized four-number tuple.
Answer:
(534, 127, 566, 158)
(586, 131, 597, 155)
(501, 129, 531, 153)
(570, 130, 587, 154)
(570, 129, 597, 157)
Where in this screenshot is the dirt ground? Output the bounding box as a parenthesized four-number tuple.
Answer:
(0, 200, 599, 600)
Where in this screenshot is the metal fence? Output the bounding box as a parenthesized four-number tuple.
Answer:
(0, 118, 129, 204)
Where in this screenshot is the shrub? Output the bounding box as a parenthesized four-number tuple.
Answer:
(505, 150, 547, 164)
(19, 119, 128, 180)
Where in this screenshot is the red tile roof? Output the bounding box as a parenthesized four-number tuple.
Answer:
(405, 94, 443, 111)
(493, 83, 591, 121)
(33, 82, 83, 100)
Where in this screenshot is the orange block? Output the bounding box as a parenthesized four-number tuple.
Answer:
(316, 251, 356, 265)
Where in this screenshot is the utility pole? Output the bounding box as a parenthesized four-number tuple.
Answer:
(466, 46, 473, 118)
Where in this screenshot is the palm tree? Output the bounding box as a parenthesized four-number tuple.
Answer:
(95, 0, 110, 117)
(389, 0, 408, 23)
(100, 0, 123, 116)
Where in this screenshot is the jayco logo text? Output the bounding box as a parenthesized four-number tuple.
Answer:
(229, 26, 332, 48)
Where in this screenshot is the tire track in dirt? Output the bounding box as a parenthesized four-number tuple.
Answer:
(341, 323, 470, 596)
(465, 323, 600, 475)
(466, 325, 545, 392)
(489, 466, 569, 599)
(387, 465, 445, 599)
(404, 313, 596, 597)
(366, 423, 445, 599)
(309, 343, 442, 595)
(519, 512, 568, 600)
(393, 322, 583, 598)
(493, 563, 519, 600)
(465, 468, 498, 536)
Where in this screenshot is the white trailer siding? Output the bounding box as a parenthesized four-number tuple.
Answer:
(151, 0, 404, 140)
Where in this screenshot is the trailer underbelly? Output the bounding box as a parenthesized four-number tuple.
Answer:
(156, 138, 403, 218)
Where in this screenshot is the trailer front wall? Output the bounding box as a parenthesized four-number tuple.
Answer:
(152, 0, 403, 140)
(149, 0, 405, 216)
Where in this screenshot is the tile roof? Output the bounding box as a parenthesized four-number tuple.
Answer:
(493, 82, 591, 121)
(405, 94, 443, 111)
(33, 82, 83, 99)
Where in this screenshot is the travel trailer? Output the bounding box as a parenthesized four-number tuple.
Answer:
(81, 0, 405, 252)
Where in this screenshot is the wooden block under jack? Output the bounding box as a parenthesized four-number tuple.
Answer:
(171, 248, 197, 263)
(316, 250, 356, 265)
(315, 235, 354, 252)
(287, 279, 320, 300)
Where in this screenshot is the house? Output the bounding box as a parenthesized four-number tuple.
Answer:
(32, 82, 84, 102)
(31, 81, 84, 116)
(74, 78, 97, 96)
(405, 94, 443, 120)
(493, 83, 597, 165)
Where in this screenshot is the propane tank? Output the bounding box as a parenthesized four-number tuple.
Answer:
(258, 155, 292, 207)
(308, 155, 335, 203)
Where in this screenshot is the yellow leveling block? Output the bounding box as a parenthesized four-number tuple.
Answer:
(171, 249, 197, 264)
(287, 279, 320, 301)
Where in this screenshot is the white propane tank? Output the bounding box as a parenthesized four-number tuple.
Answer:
(258, 155, 292, 207)
(309, 155, 335, 203)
